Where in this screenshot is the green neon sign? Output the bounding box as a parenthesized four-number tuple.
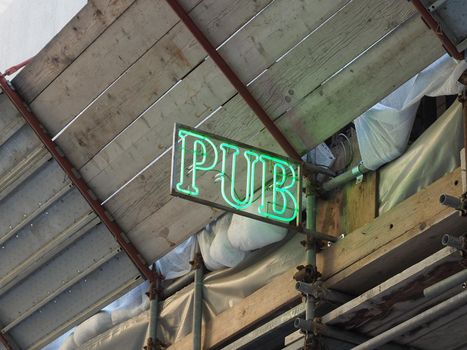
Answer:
(172, 124, 301, 226)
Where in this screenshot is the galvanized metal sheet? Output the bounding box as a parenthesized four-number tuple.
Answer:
(0, 124, 50, 203)
(0, 223, 119, 331)
(0, 188, 95, 295)
(0, 93, 24, 147)
(8, 253, 141, 350)
(0, 160, 70, 246)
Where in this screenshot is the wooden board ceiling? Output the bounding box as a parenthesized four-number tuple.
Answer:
(0, 0, 446, 348)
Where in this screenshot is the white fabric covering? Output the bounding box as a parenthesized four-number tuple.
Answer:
(355, 55, 467, 170)
(227, 207, 288, 251)
(209, 214, 247, 267)
(156, 236, 196, 280)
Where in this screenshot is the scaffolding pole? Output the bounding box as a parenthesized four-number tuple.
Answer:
(145, 270, 161, 350)
(192, 245, 204, 350)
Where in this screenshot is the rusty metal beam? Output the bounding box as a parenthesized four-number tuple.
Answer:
(411, 0, 464, 60)
(165, 0, 302, 162)
(0, 332, 16, 350)
(0, 75, 154, 283)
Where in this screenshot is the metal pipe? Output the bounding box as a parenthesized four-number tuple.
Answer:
(457, 73, 467, 182)
(441, 234, 466, 251)
(352, 288, 467, 350)
(162, 270, 196, 299)
(321, 163, 369, 192)
(192, 247, 204, 350)
(423, 268, 467, 299)
(164, 0, 301, 162)
(147, 273, 160, 350)
(0, 76, 154, 282)
(305, 176, 317, 348)
(439, 194, 463, 209)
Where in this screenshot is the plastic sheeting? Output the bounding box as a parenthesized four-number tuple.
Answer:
(355, 55, 467, 170)
(77, 232, 305, 349)
(378, 100, 464, 214)
(156, 236, 196, 280)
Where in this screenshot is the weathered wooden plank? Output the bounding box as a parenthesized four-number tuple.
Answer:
(397, 306, 467, 350)
(322, 168, 462, 294)
(12, 0, 137, 103)
(57, 0, 280, 168)
(275, 17, 445, 154)
(404, 309, 467, 349)
(28, 0, 206, 136)
(0, 125, 51, 202)
(102, 1, 412, 221)
(0, 93, 24, 146)
(322, 247, 464, 330)
(106, 3, 423, 261)
(343, 130, 378, 232)
(167, 168, 464, 350)
(74, 0, 352, 199)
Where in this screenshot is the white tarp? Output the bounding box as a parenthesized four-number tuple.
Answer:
(355, 55, 467, 170)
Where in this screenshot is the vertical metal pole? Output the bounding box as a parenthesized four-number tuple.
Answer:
(145, 270, 160, 350)
(305, 176, 317, 348)
(462, 89, 467, 168)
(193, 244, 204, 350)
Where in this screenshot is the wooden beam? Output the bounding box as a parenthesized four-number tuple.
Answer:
(322, 247, 466, 332)
(24, 0, 214, 136)
(12, 0, 137, 103)
(56, 0, 281, 169)
(166, 168, 463, 349)
(75, 0, 353, 200)
(107, 10, 441, 263)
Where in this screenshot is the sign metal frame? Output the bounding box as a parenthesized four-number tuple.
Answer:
(170, 123, 303, 231)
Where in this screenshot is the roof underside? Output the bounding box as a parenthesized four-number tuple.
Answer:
(0, 0, 451, 348)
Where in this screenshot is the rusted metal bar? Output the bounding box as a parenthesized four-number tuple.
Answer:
(0, 332, 16, 350)
(165, 0, 302, 162)
(0, 75, 154, 282)
(145, 270, 161, 350)
(3, 57, 35, 77)
(411, 0, 464, 60)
